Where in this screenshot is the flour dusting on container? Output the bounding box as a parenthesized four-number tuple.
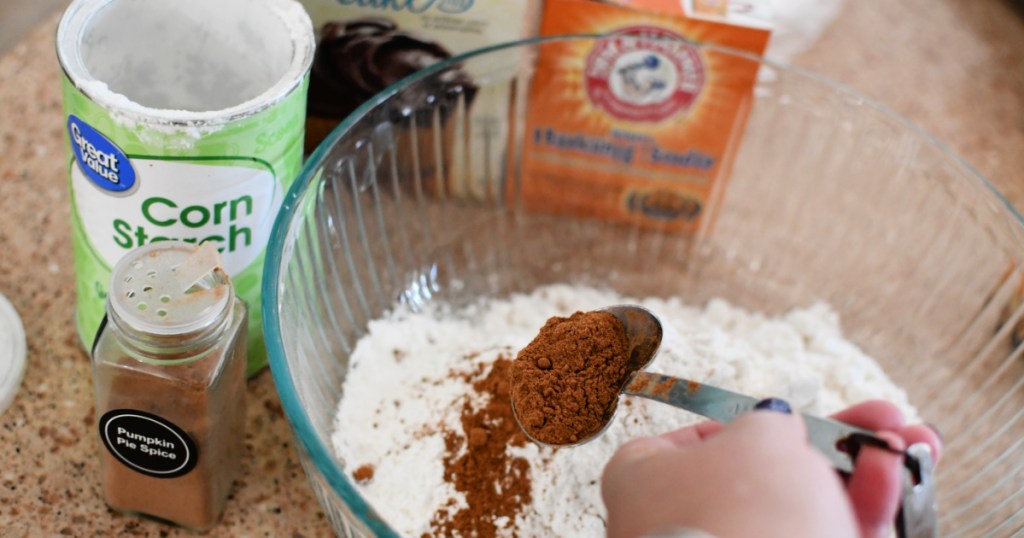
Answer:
(56, 0, 315, 374)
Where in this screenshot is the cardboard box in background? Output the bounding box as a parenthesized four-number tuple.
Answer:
(518, 0, 772, 234)
(299, 0, 541, 198)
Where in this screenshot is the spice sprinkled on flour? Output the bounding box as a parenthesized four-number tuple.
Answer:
(332, 284, 918, 536)
(428, 358, 532, 537)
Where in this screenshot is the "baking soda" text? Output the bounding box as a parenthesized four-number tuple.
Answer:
(534, 127, 715, 170)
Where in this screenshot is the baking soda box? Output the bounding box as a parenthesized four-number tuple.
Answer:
(519, 0, 771, 233)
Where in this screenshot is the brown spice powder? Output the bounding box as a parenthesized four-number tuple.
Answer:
(96, 329, 248, 531)
(352, 464, 375, 484)
(509, 311, 632, 445)
(426, 357, 532, 538)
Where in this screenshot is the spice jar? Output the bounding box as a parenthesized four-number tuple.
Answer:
(91, 241, 247, 531)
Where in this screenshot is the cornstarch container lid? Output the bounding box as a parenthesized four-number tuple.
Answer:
(0, 291, 27, 415)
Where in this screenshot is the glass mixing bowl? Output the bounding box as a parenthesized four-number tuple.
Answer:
(263, 36, 1024, 537)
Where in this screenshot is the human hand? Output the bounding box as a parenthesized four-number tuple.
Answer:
(831, 400, 942, 538)
(601, 400, 942, 538)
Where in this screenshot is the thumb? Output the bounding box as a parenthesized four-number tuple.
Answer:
(606, 435, 677, 471)
(602, 435, 676, 501)
(602, 435, 682, 538)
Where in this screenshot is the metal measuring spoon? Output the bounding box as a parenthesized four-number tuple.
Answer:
(512, 304, 875, 470)
(510, 305, 937, 538)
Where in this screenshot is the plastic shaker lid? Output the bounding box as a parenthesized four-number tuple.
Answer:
(0, 291, 27, 415)
(109, 241, 232, 336)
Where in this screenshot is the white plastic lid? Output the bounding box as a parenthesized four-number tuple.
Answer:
(0, 291, 27, 415)
(109, 241, 232, 336)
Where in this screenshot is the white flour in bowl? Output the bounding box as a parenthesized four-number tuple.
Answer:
(331, 284, 917, 537)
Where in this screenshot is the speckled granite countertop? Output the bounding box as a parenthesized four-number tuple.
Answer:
(0, 1, 1022, 536)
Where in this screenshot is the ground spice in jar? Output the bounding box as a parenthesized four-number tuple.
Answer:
(509, 311, 632, 445)
(426, 357, 532, 538)
(97, 344, 247, 529)
(91, 242, 247, 531)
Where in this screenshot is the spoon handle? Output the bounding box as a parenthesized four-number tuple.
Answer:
(623, 371, 876, 473)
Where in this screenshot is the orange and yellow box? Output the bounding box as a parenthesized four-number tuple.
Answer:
(518, 0, 771, 233)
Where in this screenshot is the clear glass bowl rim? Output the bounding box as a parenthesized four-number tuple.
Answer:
(261, 33, 1024, 538)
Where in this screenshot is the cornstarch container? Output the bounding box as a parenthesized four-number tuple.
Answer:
(56, 0, 315, 375)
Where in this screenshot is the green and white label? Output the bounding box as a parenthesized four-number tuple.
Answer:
(62, 74, 309, 375)
(57, 0, 314, 376)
